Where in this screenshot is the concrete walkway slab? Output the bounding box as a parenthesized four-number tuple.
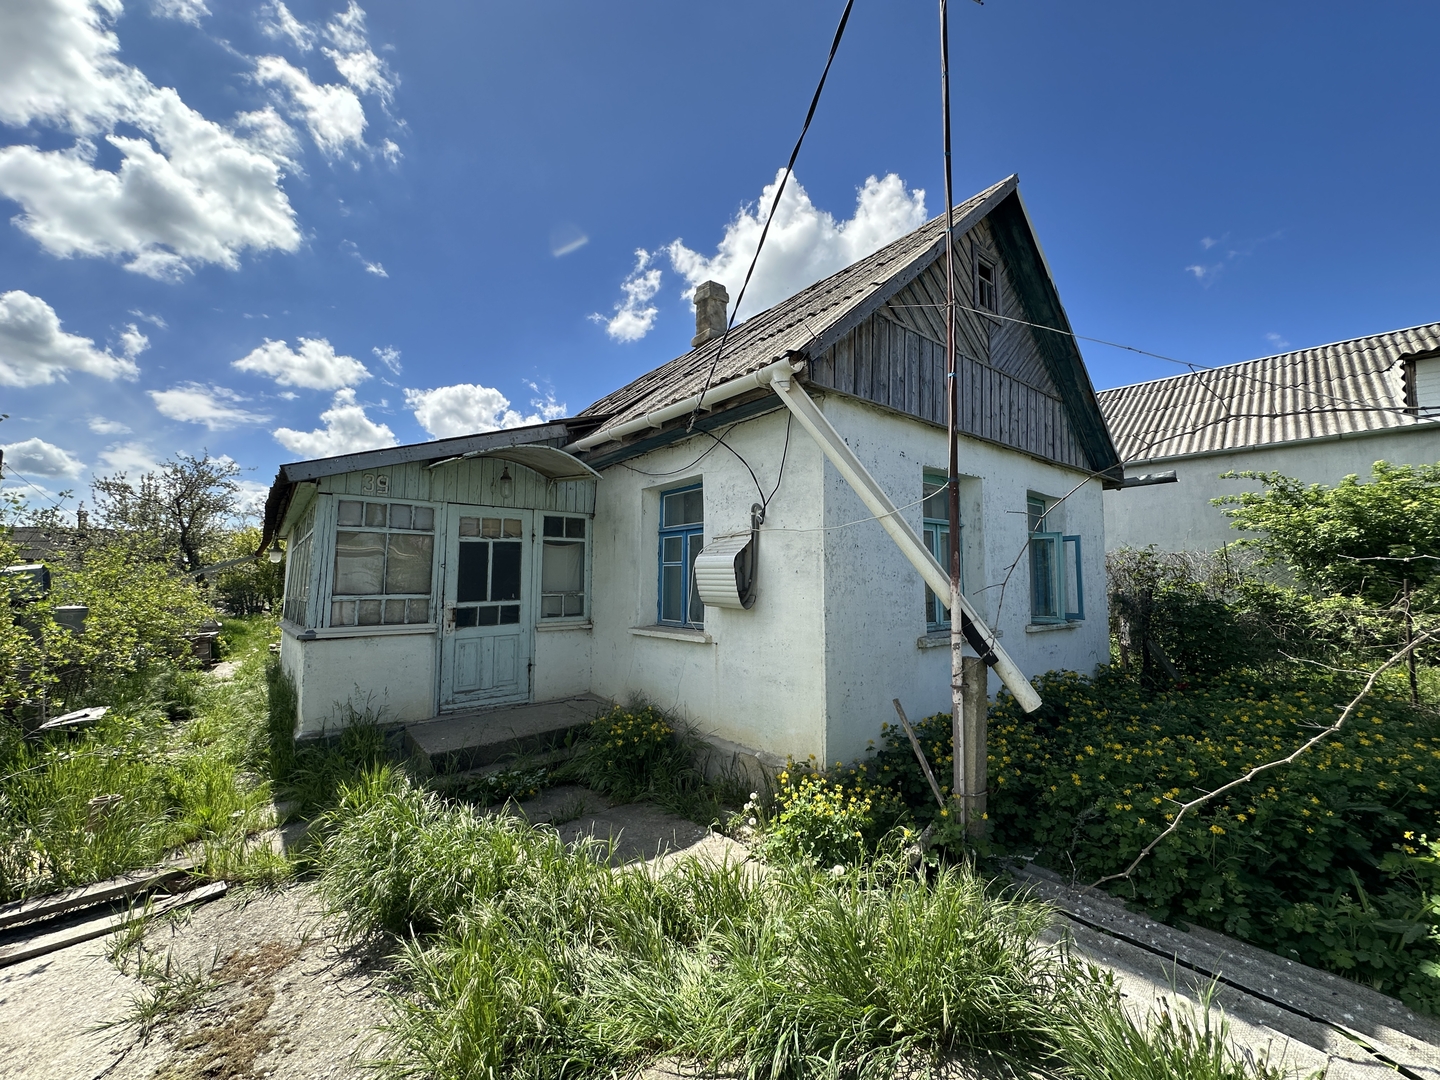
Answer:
(404, 693, 611, 773)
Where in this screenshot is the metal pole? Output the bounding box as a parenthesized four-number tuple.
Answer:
(938, 0, 966, 828)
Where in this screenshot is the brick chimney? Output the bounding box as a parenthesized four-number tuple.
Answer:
(691, 280, 729, 348)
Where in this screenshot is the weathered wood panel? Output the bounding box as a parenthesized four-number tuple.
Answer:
(317, 458, 595, 515)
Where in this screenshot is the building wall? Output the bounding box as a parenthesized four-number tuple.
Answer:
(588, 408, 831, 763)
(285, 627, 437, 738)
(817, 394, 1110, 763)
(1103, 428, 1440, 553)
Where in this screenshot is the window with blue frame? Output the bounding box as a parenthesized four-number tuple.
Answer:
(1028, 496, 1084, 624)
(658, 484, 704, 627)
(922, 471, 960, 630)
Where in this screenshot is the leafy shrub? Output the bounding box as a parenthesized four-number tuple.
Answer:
(566, 703, 679, 801)
(758, 759, 908, 867)
(975, 667, 1440, 1011)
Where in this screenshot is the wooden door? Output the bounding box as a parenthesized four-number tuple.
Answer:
(439, 507, 532, 709)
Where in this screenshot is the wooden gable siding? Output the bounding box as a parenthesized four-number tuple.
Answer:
(806, 220, 1088, 470)
(314, 457, 596, 514)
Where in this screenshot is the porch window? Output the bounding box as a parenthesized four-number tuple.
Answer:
(541, 515, 587, 618)
(922, 471, 959, 630)
(281, 501, 316, 627)
(330, 499, 436, 627)
(658, 484, 704, 627)
(1028, 496, 1084, 623)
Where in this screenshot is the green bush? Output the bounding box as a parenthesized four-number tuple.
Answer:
(757, 759, 908, 868)
(973, 667, 1440, 1012)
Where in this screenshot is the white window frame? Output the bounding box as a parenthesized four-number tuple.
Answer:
(1028, 496, 1084, 624)
(327, 497, 438, 628)
(975, 258, 998, 314)
(540, 513, 589, 621)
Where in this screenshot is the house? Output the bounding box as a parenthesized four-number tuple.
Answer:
(1100, 323, 1440, 554)
(260, 175, 1124, 766)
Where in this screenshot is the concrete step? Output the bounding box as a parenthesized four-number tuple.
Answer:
(404, 693, 611, 775)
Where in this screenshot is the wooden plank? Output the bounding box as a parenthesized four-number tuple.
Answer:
(0, 862, 194, 931)
(1013, 866, 1440, 1077)
(0, 882, 228, 970)
(810, 343, 835, 388)
(906, 329, 921, 417)
(856, 320, 873, 402)
(836, 332, 854, 395)
(870, 318, 890, 408)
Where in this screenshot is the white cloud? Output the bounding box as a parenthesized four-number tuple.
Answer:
(1, 437, 85, 478)
(1264, 332, 1291, 351)
(405, 383, 567, 439)
(1186, 263, 1221, 282)
(324, 45, 394, 103)
(233, 478, 269, 520)
(254, 55, 366, 157)
(664, 171, 927, 325)
(260, 1, 314, 51)
(149, 382, 270, 430)
(234, 105, 303, 167)
(0, 0, 302, 280)
(379, 138, 401, 164)
(88, 415, 131, 434)
(595, 249, 662, 343)
(273, 387, 396, 458)
(118, 322, 148, 360)
(128, 309, 167, 329)
(151, 0, 209, 25)
(342, 239, 386, 276)
(0, 290, 139, 386)
(232, 337, 370, 390)
(372, 345, 401, 374)
(98, 440, 157, 475)
(325, 2, 370, 52)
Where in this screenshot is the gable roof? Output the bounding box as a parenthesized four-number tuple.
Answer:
(1097, 322, 1440, 464)
(581, 176, 1121, 479)
(581, 177, 1017, 428)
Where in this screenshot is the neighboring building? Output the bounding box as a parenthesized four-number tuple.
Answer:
(1100, 324, 1440, 553)
(261, 175, 1124, 766)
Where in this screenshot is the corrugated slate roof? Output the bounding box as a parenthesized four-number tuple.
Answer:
(580, 177, 1017, 427)
(1097, 323, 1440, 463)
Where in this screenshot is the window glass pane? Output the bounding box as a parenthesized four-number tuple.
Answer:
(385, 533, 434, 594)
(663, 535, 682, 562)
(564, 594, 584, 617)
(922, 477, 948, 520)
(331, 600, 355, 625)
(389, 504, 412, 530)
(383, 599, 407, 624)
(503, 518, 523, 538)
(456, 607, 477, 628)
(459, 516, 480, 537)
(541, 595, 563, 617)
(1031, 537, 1058, 618)
(412, 506, 435, 531)
(457, 543, 488, 603)
(542, 540, 584, 594)
(499, 605, 520, 624)
(661, 565, 683, 622)
(565, 517, 585, 539)
(663, 488, 703, 527)
(492, 541, 522, 601)
(365, 502, 387, 528)
(337, 500, 363, 526)
(481, 518, 501, 538)
(334, 531, 386, 595)
(408, 598, 429, 623)
(478, 606, 498, 626)
(1028, 498, 1047, 533)
(543, 515, 564, 538)
(358, 599, 382, 625)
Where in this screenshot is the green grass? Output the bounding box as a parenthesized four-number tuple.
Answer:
(317, 766, 1291, 1080)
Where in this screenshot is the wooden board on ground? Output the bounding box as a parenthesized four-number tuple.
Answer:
(0, 860, 194, 931)
(0, 881, 227, 969)
(1013, 863, 1440, 1077)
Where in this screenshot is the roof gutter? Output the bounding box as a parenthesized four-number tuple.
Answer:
(567, 355, 806, 452)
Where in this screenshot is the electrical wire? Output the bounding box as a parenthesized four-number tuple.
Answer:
(0, 466, 72, 515)
(686, 0, 856, 433)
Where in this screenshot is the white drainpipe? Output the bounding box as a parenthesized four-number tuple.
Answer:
(766, 366, 1044, 713)
(566, 356, 806, 452)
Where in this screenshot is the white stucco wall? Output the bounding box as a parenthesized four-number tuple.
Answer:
(1104, 428, 1440, 553)
(817, 394, 1110, 763)
(283, 625, 437, 737)
(588, 408, 831, 762)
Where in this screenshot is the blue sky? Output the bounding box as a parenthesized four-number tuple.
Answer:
(2, 0, 1437, 515)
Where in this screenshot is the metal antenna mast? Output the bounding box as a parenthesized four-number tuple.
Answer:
(938, 0, 968, 830)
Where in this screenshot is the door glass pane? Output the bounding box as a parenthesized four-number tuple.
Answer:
(455, 607, 477, 628)
(542, 540, 583, 593)
(333, 531, 385, 594)
(499, 604, 520, 624)
(457, 543, 488, 603)
(385, 533, 433, 594)
(503, 519, 523, 538)
(661, 564, 683, 622)
(459, 516, 480, 537)
(565, 517, 585, 539)
(337, 500, 363, 526)
(481, 518, 501, 538)
(492, 541, 522, 601)
(478, 607, 499, 626)
(543, 515, 564, 537)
